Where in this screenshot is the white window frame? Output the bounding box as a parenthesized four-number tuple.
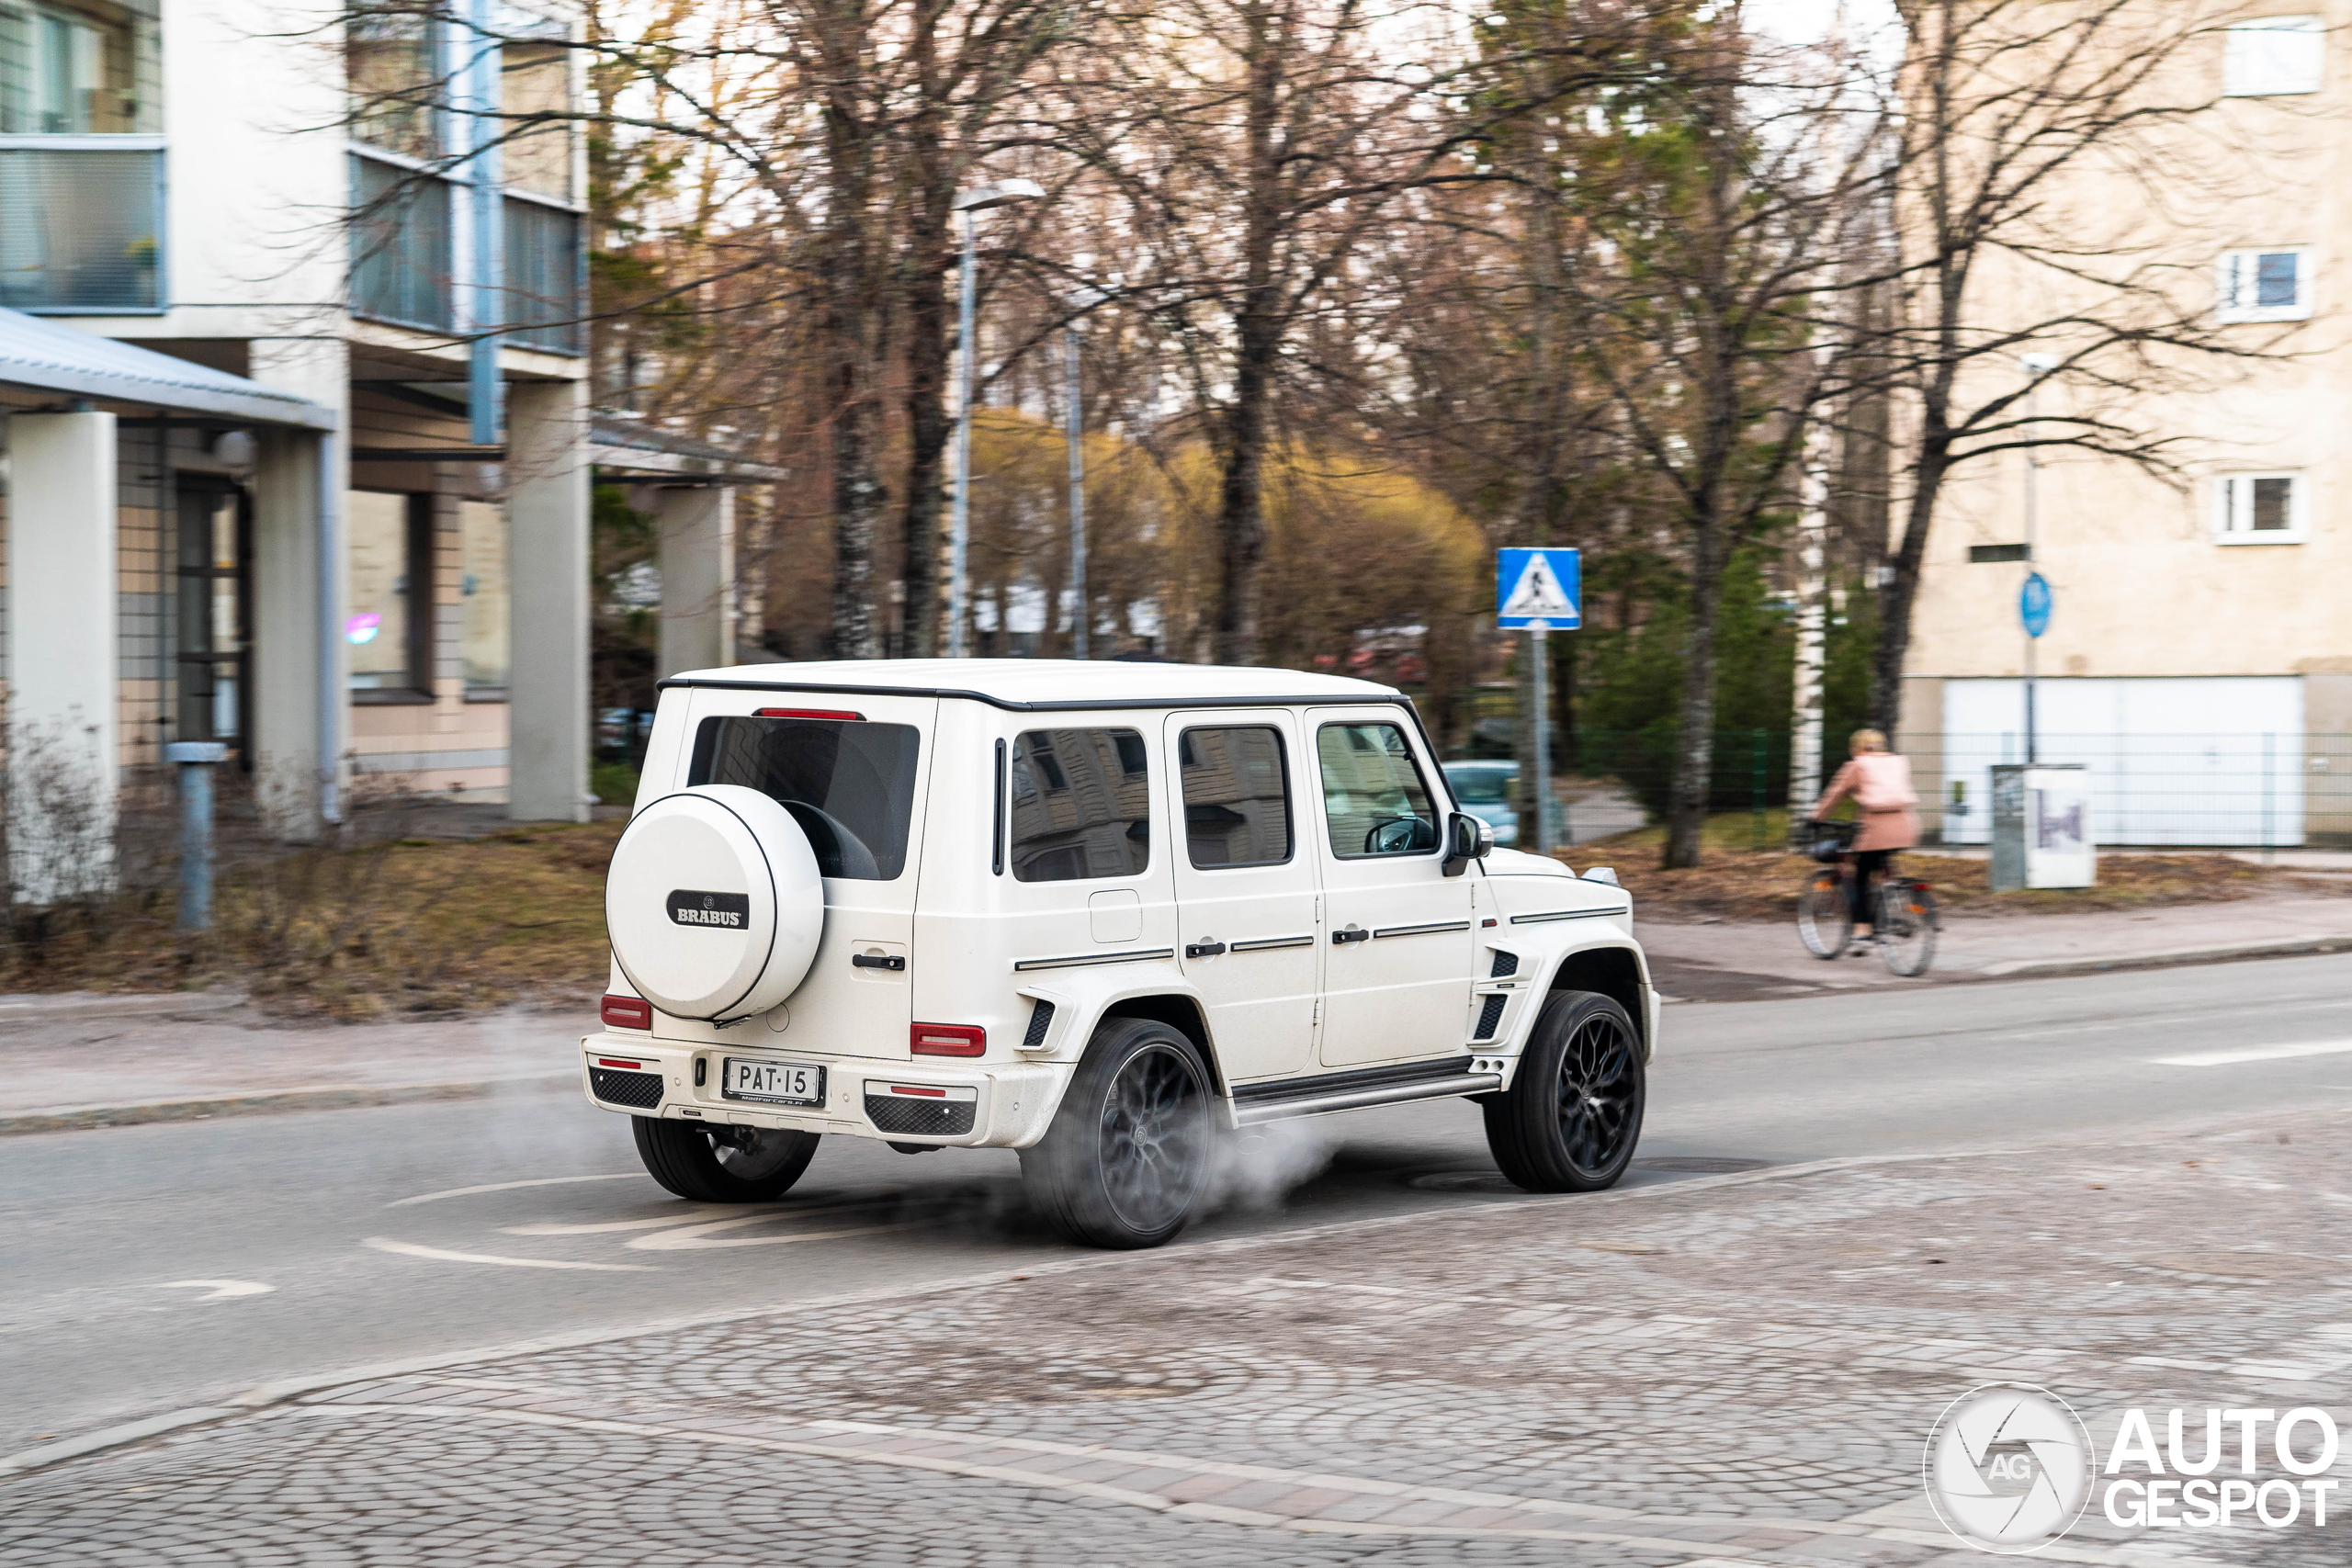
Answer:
(2224, 16, 2324, 97)
(2215, 471, 2309, 545)
(2216, 246, 2312, 322)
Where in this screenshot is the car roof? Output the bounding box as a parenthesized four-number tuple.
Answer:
(662, 659, 1405, 712)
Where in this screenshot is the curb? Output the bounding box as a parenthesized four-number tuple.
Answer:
(1974, 933, 2352, 978)
(0, 1073, 576, 1137)
(0, 991, 245, 1027)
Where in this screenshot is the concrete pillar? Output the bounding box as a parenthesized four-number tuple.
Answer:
(249, 332, 347, 840)
(7, 412, 119, 897)
(508, 378, 591, 821)
(655, 485, 735, 677)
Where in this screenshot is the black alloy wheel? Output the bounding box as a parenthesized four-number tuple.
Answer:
(1023, 1019, 1213, 1248)
(1483, 989, 1645, 1193)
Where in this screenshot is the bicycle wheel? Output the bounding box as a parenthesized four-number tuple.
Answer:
(1797, 869, 1851, 959)
(1877, 880, 1938, 976)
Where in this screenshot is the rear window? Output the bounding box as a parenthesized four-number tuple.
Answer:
(1008, 728, 1150, 882)
(688, 715, 921, 879)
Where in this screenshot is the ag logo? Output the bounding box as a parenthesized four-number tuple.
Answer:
(667, 889, 750, 929)
(1923, 1384, 2095, 1553)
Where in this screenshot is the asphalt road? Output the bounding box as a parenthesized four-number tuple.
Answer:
(6, 949, 2349, 1458)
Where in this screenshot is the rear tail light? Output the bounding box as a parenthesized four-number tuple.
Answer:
(602, 994, 653, 1030)
(910, 1022, 986, 1057)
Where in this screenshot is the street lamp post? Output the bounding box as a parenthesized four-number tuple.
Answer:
(1064, 286, 1104, 660)
(945, 179, 1043, 660)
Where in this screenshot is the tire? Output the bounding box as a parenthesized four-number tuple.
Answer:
(632, 1116, 820, 1202)
(1796, 869, 1851, 959)
(1020, 1019, 1214, 1249)
(1877, 880, 1939, 977)
(1483, 990, 1645, 1194)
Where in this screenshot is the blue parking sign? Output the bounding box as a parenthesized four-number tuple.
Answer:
(1497, 548, 1581, 629)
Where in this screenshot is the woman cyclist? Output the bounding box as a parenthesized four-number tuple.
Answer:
(1811, 728, 1917, 950)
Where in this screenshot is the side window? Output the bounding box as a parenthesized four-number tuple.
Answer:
(1317, 722, 1439, 859)
(1009, 728, 1151, 882)
(1179, 726, 1292, 868)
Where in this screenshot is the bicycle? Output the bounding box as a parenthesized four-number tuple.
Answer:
(1794, 819, 1939, 976)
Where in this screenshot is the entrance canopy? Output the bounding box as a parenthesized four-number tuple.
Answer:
(0, 308, 335, 428)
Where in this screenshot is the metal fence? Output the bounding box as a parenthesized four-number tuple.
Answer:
(1453, 725, 2352, 850)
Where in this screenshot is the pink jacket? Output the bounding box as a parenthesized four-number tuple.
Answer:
(1815, 755, 1919, 852)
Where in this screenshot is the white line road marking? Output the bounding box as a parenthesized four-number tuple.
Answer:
(387, 1174, 644, 1208)
(155, 1280, 275, 1303)
(501, 1194, 911, 1236)
(626, 1217, 916, 1251)
(363, 1237, 658, 1271)
(2152, 1039, 2352, 1067)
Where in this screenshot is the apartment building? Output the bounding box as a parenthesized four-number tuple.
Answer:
(0, 0, 764, 832)
(1902, 8, 2352, 845)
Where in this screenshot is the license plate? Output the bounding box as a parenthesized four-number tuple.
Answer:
(720, 1058, 826, 1106)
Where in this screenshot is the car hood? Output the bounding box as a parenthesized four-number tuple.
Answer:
(1482, 847, 1574, 877)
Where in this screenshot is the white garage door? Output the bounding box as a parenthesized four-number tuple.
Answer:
(1939, 678, 2304, 847)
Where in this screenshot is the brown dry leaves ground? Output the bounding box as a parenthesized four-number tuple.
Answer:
(1574, 817, 2349, 923)
(3, 820, 625, 1018)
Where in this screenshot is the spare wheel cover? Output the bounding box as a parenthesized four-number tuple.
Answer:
(605, 785, 824, 1020)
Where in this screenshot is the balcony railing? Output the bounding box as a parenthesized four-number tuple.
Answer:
(350, 153, 453, 331)
(503, 195, 581, 353)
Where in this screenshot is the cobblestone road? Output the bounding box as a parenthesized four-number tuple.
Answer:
(6, 1105, 2349, 1567)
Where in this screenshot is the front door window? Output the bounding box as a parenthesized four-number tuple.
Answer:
(175, 483, 248, 751)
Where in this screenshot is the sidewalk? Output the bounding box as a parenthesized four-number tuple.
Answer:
(0, 998, 585, 1134)
(1640, 889, 2352, 1001)
(7, 1101, 2345, 1564)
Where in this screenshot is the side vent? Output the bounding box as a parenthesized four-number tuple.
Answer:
(1022, 998, 1057, 1048)
(1473, 994, 1508, 1040)
(1488, 950, 1520, 977)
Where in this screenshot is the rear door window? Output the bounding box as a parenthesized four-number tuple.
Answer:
(688, 715, 922, 879)
(1008, 728, 1150, 882)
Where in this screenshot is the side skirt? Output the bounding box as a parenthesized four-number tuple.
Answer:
(1227, 1055, 1503, 1127)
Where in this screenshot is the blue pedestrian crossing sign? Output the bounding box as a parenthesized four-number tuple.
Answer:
(1497, 548, 1581, 630)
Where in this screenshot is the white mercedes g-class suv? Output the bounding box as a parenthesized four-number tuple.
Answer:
(585, 660, 1654, 1248)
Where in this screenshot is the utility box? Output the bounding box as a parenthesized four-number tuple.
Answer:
(1990, 763, 2096, 891)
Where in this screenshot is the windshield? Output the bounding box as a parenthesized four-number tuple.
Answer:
(688, 715, 921, 879)
(1447, 769, 1511, 804)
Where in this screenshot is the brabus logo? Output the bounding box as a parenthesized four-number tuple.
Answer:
(667, 890, 750, 929)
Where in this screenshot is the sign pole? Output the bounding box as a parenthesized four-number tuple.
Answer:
(1531, 626, 1550, 855)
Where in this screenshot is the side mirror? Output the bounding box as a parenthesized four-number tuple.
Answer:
(1442, 812, 1491, 877)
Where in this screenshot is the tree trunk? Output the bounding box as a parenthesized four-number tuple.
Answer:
(895, 5, 951, 658)
(1662, 531, 1722, 870)
(819, 6, 882, 660)
(1211, 2, 1285, 667)
(1867, 442, 1951, 739)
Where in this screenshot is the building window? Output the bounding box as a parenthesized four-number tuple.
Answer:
(0, 0, 161, 133)
(346, 9, 437, 158)
(0, 0, 163, 311)
(350, 154, 452, 329)
(459, 500, 508, 694)
(347, 491, 433, 694)
(2216, 472, 2307, 543)
(2217, 248, 2310, 321)
(2224, 16, 2323, 97)
(503, 195, 581, 351)
(500, 39, 571, 201)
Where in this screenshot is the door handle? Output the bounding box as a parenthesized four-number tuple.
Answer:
(851, 953, 906, 971)
(1332, 927, 1371, 944)
(1184, 941, 1227, 959)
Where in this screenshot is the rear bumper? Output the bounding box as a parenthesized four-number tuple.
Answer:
(578, 1033, 1068, 1148)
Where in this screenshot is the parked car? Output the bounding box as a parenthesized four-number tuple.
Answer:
(1442, 760, 1521, 848)
(588, 660, 1655, 1248)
